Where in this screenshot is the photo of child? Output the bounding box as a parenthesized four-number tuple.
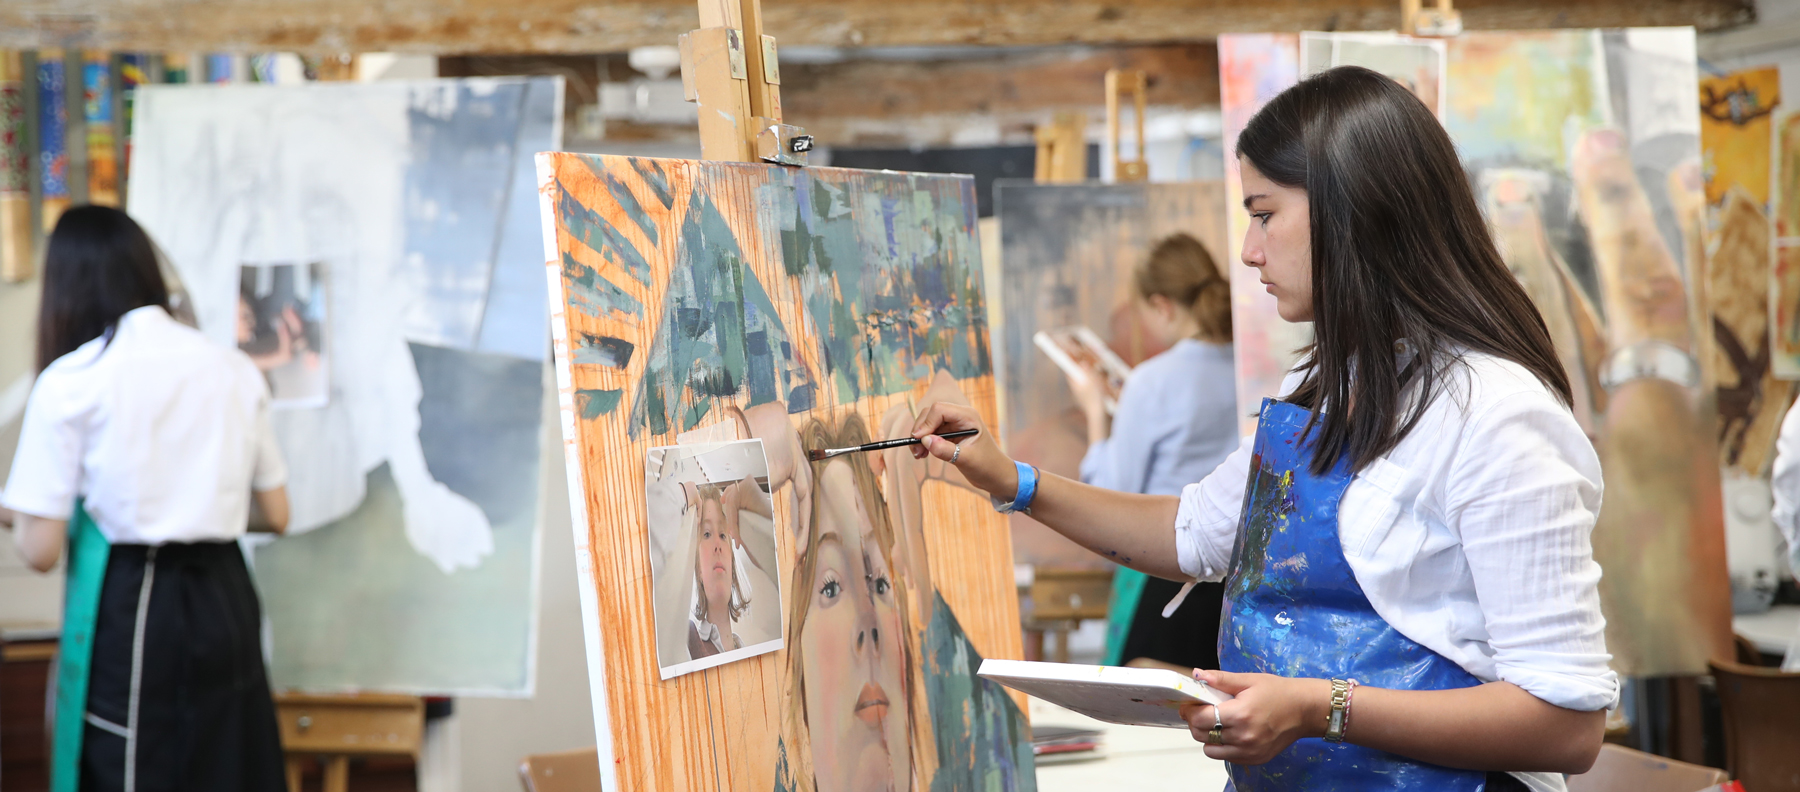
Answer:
(644, 439, 784, 678)
(237, 262, 328, 409)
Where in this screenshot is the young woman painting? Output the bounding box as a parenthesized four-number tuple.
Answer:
(909, 66, 1613, 791)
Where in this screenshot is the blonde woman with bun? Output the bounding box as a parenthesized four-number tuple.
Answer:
(1062, 232, 1238, 671)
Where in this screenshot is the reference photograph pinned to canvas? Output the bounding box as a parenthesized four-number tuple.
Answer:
(645, 439, 784, 679)
(238, 262, 328, 409)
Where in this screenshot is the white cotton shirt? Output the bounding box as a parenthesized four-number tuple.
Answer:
(1080, 339, 1240, 497)
(2, 306, 288, 545)
(1176, 351, 1618, 719)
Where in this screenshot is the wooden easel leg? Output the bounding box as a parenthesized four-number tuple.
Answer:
(323, 755, 350, 792)
(1054, 627, 1071, 664)
(285, 757, 305, 792)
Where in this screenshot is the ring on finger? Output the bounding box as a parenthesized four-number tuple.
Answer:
(950, 443, 962, 463)
(1207, 725, 1225, 745)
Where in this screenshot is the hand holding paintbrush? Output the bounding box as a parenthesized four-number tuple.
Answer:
(807, 429, 980, 461)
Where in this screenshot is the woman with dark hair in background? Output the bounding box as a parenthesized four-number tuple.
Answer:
(1062, 232, 1237, 672)
(0, 206, 290, 792)
(910, 66, 1612, 791)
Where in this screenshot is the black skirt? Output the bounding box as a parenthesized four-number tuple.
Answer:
(79, 541, 286, 792)
(1118, 576, 1226, 671)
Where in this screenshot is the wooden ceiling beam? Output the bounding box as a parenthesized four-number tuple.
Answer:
(0, 0, 1755, 54)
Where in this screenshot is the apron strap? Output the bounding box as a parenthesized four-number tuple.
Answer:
(52, 501, 111, 792)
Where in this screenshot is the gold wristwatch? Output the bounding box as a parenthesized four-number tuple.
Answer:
(1324, 678, 1351, 743)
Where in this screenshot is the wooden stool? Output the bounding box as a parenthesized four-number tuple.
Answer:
(1020, 568, 1113, 663)
(275, 692, 424, 792)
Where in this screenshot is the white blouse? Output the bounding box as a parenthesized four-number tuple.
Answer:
(2, 306, 287, 545)
(1176, 351, 1618, 718)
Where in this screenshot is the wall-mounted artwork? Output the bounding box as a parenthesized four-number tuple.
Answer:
(1220, 29, 1731, 677)
(645, 439, 784, 679)
(991, 181, 1228, 570)
(1699, 66, 1790, 471)
(128, 76, 561, 695)
(540, 153, 1033, 791)
(1777, 107, 1800, 379)
(1300, 32, 1446, 117)
(1220, 34, 1306, 437)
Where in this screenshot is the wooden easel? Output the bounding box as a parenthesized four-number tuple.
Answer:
(1401, 0, 1463, 36)
(1034, 112, 1088, 184)
(679, 0, 809, 165)
(1105, 69, 1148, 183)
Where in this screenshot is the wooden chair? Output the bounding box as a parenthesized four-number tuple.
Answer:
(519, 747, 601, 792)
(1565, 743, 1726, 792)
(1710, 659, 1800, 791)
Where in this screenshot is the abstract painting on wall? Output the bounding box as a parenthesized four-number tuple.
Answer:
(539, 153, 1033, 791)
(991, 181, 1227, 570)
(127, 77, 561, 694)
(1699, 66, 1790, 473)
(1220, 29, 1730, 677)
(1778, 102, 1800, 381)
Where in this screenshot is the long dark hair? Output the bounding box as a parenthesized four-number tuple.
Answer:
(1237, 66, 1571, 474)
(36, 206, 170, 372)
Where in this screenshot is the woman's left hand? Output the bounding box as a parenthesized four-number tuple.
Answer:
(1178, 671, 1330, 765)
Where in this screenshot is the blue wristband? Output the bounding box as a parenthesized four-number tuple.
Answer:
(998, 461, 1037, 515)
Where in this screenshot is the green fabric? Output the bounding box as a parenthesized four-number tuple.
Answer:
(1101, 566, 1147, 666)
(52, 501, 110, 792)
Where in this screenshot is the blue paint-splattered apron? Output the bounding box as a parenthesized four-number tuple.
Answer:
(1218, 399, 1490, 792)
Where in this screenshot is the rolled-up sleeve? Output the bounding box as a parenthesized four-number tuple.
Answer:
(2, 374, 83, 521)
(1174, 433, 1253, 582)
(1771, 404, 1800, 576)
(1448, 392, 1617, 712)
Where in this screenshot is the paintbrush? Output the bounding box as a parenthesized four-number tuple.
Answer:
(807, 429, 979, 462)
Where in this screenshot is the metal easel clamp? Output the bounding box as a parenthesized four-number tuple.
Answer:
(756, 118, 813, 166)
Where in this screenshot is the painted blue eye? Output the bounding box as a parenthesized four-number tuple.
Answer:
(872, 576, 891, 596)
(820, 578, 841, 600)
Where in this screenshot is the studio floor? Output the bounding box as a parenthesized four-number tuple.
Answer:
(1030, 697, 1231, 791)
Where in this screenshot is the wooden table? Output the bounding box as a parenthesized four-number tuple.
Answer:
(275, 692, 424, 792)
(1732, 603, 1800, 657)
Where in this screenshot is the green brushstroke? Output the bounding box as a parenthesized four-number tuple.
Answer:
(572, 333, 634, 369)
(582, 157, 659, 246)
(561, 253, 643, 320)
(776, 169, 992, 406)
(558, 185, 652, 285)
(628, 184, 811, 438)
(630, 157, 676, 209)
(575, 388, 623, 419)
(922, 594, 1037, 792)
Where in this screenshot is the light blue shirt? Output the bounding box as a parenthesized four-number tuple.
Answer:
(1080, 339, 1239, 497)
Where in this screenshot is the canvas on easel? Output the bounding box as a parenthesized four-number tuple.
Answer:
(539, 153, 1034, 791)
(992, 180, 1227, 571)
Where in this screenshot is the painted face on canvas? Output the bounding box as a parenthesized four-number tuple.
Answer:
(694, 495, 735, 620)
(802, 461, 911, 792)
(1239, 157, 1315, 322)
